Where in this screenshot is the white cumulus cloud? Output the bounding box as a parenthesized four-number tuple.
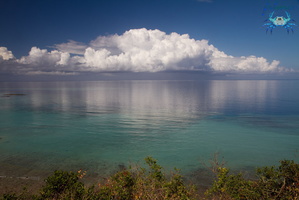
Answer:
(0, 28, 292, 75)
(19, 47, 67, 66)
(0, 47, 14, 60)
(83, 29, 213, 72)
(209, 55, 283, 73)
(54, 40, 88, 55)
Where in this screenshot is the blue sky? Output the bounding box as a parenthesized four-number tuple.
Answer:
(0, 0, 299, 80)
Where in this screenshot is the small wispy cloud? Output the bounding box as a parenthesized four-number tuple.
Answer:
(197, 0, 213, 3)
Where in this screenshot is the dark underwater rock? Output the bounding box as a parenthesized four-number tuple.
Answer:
(2, 94, 26, 97)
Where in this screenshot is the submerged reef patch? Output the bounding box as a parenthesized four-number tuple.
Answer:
(1, 94, 26, 97)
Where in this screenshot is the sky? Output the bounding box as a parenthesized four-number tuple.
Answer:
(0, 0, 299, 81)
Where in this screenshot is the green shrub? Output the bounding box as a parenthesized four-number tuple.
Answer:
(98, 169, 135, 199)
(98, 156, 197, 200)
(206, 167, 259, 199)
(1, 193, 19, 200)
(1, 187, 38, 200)
(39, 170, 86, 200)
(2, 157, 298, 199)
(0, 157, 196, 199)
(256, 160, 299, 199)
(206, 160, 299, 200)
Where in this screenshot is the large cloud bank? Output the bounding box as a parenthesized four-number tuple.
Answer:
(0, 28, 289, 75)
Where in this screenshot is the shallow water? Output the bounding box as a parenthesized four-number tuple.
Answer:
(0, 80, 298, 179)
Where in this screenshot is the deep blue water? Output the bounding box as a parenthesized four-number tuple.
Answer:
(0, 80, 299, 178)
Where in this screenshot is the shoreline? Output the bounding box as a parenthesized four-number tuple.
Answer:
(0, 161, 258, 196)
(1, 159, 298, 199)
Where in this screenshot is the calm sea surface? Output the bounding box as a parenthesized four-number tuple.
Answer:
(0, 80, 299, 179)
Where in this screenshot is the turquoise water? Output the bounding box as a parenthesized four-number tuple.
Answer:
(0, 80, 299, 178)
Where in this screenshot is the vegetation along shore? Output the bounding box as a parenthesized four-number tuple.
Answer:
(0, 156, 299, 200)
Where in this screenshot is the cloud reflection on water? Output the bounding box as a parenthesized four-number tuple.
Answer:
(1, 80, 283, 121)
(0, 80, 298, 177)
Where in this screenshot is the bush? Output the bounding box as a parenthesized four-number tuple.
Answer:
(1, 193, 19, 200)
(256, 160, 299, 199)
(206, 160, 299, 200)
(1, 187, 38, 200)
(98, 156, 197, 199)
(1, 158, 298, 199)
(98, 169, 135, 199)
(39, 170, 86, 200)
(29, 157, 196, 200)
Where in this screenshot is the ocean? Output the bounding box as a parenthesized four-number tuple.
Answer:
(0, 80, 299, 180)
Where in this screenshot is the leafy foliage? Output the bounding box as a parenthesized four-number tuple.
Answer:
(39, 170, 86, 200)
(1, 158, 299, 200)
(98, 156, 197, 199)
(206, 160, 299, 200)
